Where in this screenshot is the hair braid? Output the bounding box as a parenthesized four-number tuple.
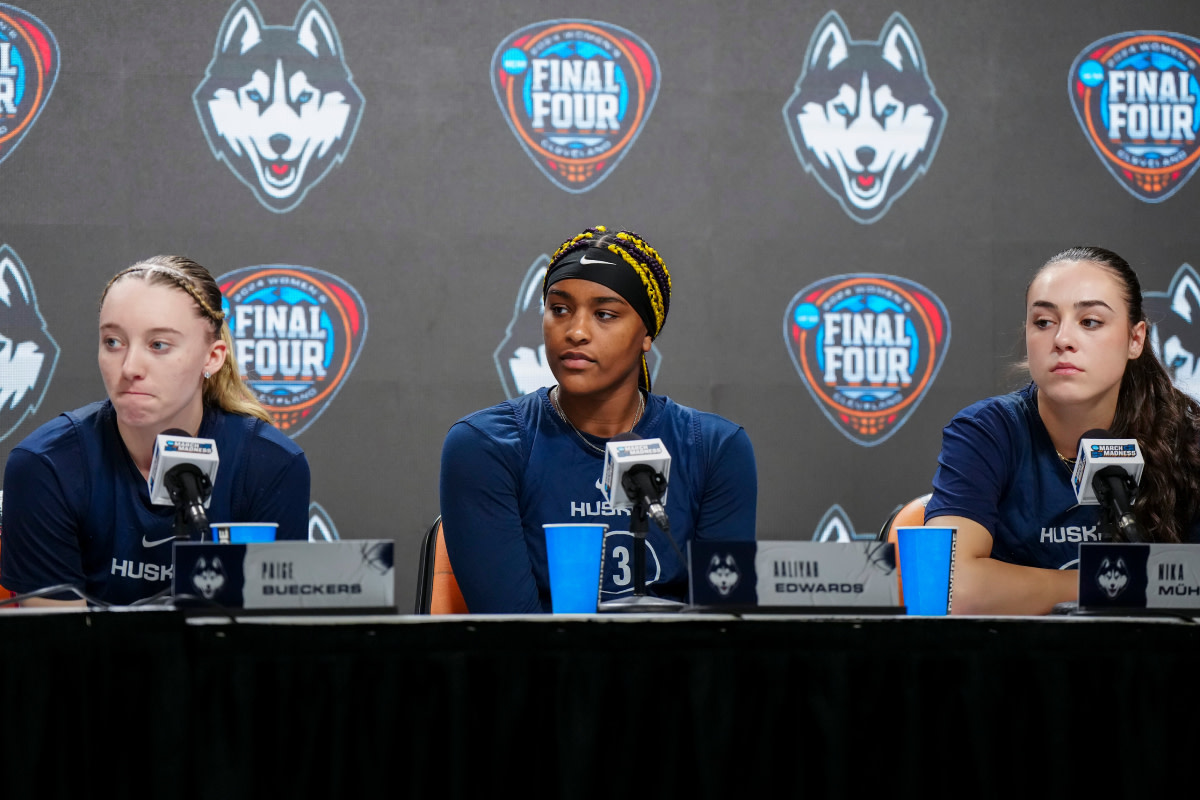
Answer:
(100, 255, 273, 425)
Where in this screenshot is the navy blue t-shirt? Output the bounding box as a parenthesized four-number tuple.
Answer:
(1, 400, 310, 604)
(440, 389, 757, 613)
(926, 382, 1200, 570)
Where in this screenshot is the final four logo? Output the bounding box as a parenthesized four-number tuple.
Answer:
(783, 12, 946, 224)
(218, 266, 367, 436)
(0, 5, 58, 168)
(194, 0, 365, 213)
(491, 20, 660, 193)
(1069, 31, 1200, 202)
(783, 275, 950, 446)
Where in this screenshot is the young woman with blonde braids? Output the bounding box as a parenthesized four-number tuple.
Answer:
(926, 246, 1200, 615)
(2, 255, 310, 606)
(440, 226, 757, 613)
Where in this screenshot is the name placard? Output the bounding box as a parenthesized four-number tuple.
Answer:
(172, 540, 395, 611)
(688, 540, 900, 612)
(1079, 543, 1200, 612)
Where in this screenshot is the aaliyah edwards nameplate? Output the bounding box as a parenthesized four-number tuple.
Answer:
(687, 540, 900, 612)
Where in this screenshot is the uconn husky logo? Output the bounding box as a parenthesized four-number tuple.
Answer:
(812, 504, 874, 542)
(0, 245, 58, 442)
(194, 0, 365, 213)
(1147, 263, 1200, 401)
(494, 256, 661, 399)
(783, 12, 947, 224)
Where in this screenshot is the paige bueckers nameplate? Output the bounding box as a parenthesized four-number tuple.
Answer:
(173, 540, 395, 610)
(688, 540, 900, 611)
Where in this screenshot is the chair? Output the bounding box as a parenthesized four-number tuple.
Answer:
(413, 515, 468, 615)
(877, 492, 932, 601)
(0, 490, 12, 601)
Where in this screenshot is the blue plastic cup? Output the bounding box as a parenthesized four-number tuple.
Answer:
(210, 522, 278, 544)
(896, 526, 956, 615)
(543, 523, 608, 613)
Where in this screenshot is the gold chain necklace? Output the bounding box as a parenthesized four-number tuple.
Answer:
(550, 385, 645, 455)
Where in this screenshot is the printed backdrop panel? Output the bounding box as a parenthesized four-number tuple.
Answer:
(0, 0, 1198, 607)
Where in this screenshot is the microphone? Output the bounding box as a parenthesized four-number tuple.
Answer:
(148, 428, 220, 541)
(603, 432, 671, 531)
(1070, 428, 1146, 542)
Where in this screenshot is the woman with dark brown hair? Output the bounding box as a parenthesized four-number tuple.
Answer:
(926, 246, 1200, 615)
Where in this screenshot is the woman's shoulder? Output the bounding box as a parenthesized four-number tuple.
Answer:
(949, 383, 1037, 429)
(649, 394, 748, 444)
(13, 400, 109, 456)
(445, 389, 550, 452)
(209, 407, 305, 459)
(455, 389, 548, 430)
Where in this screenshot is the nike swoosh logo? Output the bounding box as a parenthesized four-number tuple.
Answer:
(579, 256, 614, 266)
(142, 533, 178, 548)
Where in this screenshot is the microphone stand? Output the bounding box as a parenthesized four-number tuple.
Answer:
(597, 496, 684, 613)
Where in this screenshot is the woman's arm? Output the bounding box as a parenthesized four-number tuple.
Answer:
(929, 514, 1078, 615)
(1, 447, 88, 605)
(695, 426, 757, 541)
(243, 448, 312, 540)
(439, 421, 542, 613)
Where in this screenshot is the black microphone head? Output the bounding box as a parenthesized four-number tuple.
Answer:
(611, 432, 641, 442)
(160, 428, 192, 437)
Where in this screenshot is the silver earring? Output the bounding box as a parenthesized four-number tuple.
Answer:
(203, 371, 211, 379)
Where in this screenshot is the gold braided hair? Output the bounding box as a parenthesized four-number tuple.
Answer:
(99, 255, 272, 424)
(544, 226, 672, 391)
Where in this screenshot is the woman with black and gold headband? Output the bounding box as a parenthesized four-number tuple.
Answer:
(439, 226, 757, 613)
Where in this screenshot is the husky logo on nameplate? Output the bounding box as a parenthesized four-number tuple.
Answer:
(1096, 556, 1129, 599)
(0, 244, 58, 442)
(193, 0, 365, 213)
(493, 255, 661, 399)
(491, 19, 660, 193)
(308, 500, 340, 541)
(1146, 263, 1200, 402)
(812, 504, 875, 542)
(706, 553, 740, 596)
(782, 11, 947, 224)
(1069, 31, 1200, 202)
(0, 6, 57, 169)
(783, 274, 951, 446)
(218, 265, 367, 436)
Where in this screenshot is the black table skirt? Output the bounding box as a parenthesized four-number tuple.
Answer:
(1, 611, 1196, 799)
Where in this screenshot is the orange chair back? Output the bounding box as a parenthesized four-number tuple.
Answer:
(881, 493, 932, 604)
(429, 520, 469, 615)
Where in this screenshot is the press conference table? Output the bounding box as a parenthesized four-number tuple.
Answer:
(1, 608, 1197, 799)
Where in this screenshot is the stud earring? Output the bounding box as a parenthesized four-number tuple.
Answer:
(203, 371, 211, 379)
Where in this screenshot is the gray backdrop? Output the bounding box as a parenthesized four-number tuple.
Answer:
(2, 0, 1199, 606)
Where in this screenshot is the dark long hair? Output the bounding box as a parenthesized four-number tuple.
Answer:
(1039, 246, 1200, 542)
